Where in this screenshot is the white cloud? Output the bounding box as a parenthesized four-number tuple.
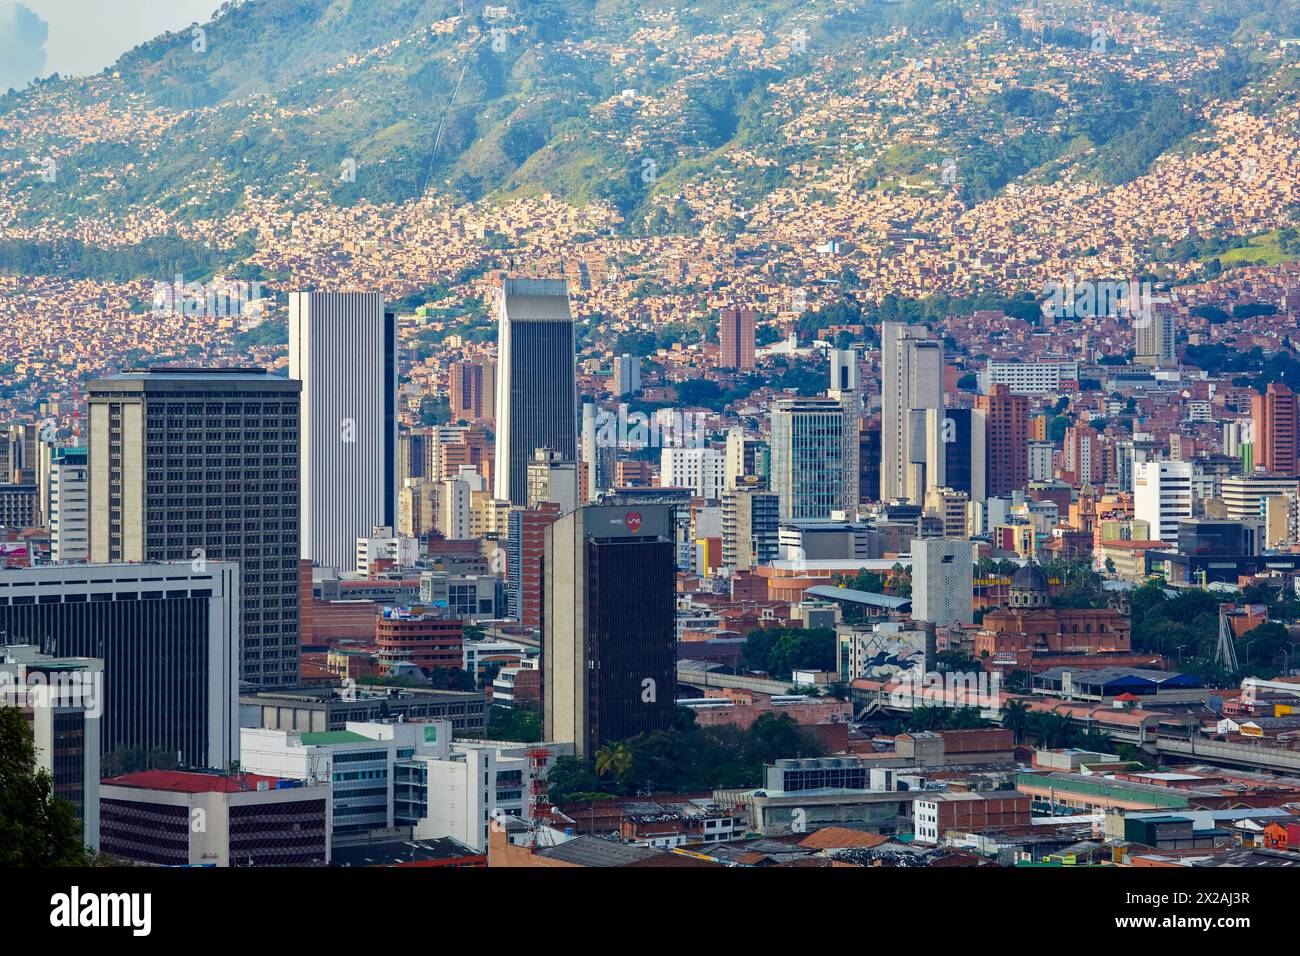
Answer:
(0, 2, 49, 92)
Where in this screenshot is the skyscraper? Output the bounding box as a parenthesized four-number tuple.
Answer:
(1134, 460, 1194, 544)
(494, 278, 578, 505)
(881, 322, 944, 503)
(718, 307, 756, 370)
(87, 367, 300, 687)
(721, 482, 779, 572)
(976, 384, 1029, 498)
(289, 291, 398, 574)
(1253, 382, 1298, 478)
(771, 397, 846, 520)
(924, 407, 986, 504)
(543, 503, 676, 756)
(829, 349, 862, 513)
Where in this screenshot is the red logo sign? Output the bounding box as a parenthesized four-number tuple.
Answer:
(624, 511, 643, 533)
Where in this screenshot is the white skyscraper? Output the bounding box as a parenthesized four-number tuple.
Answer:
(829, 349, 862, 515)
(290, 291, 397, 573)
(882, 322, 944, 503)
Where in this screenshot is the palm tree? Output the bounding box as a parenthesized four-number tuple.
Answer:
(1003, 700, 1030, 745)
(594, 742, 633, 781)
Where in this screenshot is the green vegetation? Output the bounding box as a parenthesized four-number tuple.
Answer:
(486, 705, 542, 743)
(739, 626, 836, 680)
(545, 710, 825, 801)
(1, 707, 92, 865)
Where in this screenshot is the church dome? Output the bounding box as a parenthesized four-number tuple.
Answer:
(1011, 563, 1048, 592)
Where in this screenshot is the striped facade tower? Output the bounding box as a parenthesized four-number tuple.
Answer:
(289, 292, 397, 574)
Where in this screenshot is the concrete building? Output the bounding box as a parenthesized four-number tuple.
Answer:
(290, 292, 398, 575)
(1134, 460, 1195, 545)
(661, 446, 725, 500)
(87, 367, 300, 688)
(976, 384, 1029, 499)
(494, 278, 578, 505)
(448, 361, 495, 422)
(354, 525, 419, 575)
(98, 769, 328, 866)
(0, 644, 103, 850)
(881, 321, 944, 503)
(911, 538, 976, 626)
(526, 448, 580, 514)
(543, 504, 676, 756)
(1253, 383, 1298, 478)
(1134, 311, 1177, 367)
(48, 446, 88, 562)
(0, 561, 239, 769)
(718, 308, 756, 370)
(721, 482, 779, 572)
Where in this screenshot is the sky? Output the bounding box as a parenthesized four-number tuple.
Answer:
(0, 0, 217, 91)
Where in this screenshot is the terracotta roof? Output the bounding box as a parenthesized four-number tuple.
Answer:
(797, 827, 889, 849)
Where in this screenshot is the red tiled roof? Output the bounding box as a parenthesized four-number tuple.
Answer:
(101, 770, 286, 794)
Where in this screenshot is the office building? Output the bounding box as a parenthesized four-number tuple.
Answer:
(87, 367, 300, 687)
(354, 525, 419, 575)
(983, 361, 1081, 394)
(1028, 441, 1054, 483)
(724, 427, 769, 490)
(375, 607, 464, 674)
(771, 398, 846, 520)
(1134, 460, 1194, 544)
(718, 308, 756, 370)
(0, 644, 103, 850)
(829, 349, 862, 514)
(1253, 383, 1298, 478)
(48, 447, 88, 562)
(290, 292, 398, 575)
(923, 407, 986, 504)
(0, 561, 239, 768)
(99, 769, 328, 867)
(494, 278, 578, 505)
(911, 538, 976, 626)
(543, 504, 676, 756)
(242, 685, 488, 738)
(0, 483, 37, 530)
(881, 322, 944, 503)
(976, 384, 1029, 498)
(448, 361, 495, 422)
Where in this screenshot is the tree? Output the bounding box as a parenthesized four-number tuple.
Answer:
(594, 742, 633, 781)
(1003, 699, 1030, 745)
(0, 707, 91, 866)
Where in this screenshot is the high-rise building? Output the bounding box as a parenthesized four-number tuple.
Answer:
(1028, 440, 1055, 483)
(1134, 460, 1194, 544)
(543, 504, 676, 756)
(718, 308, 756, 371)
(613, 353, 641, 397)
(507, 501, 562, 626)
(0, 561, 240, 768)
(87, 368, 300, 688)
(1253, 383, 1298, 478)
(923, 408, 986, 504)
(881, 322, 944, 503)
(829, 349, 862, 515)
(660, 446, 725, 500)
(0, 644, 103, 850)
(859, 417, 881, 503)
(526, 447, 579, 514)
(724, 427, 769, 490)
(448, 361, 496, 422)
(289, 291, 398, 575)
(722, 483, 780, 572)
(494, 278, 578, 505)
(911, 538, 976, 626)
(770, 398, 846, 520)
(976, 384, 1029, 498)
(1134, 311, 1177, 367)
(49, 446, 89, 562)
(1063, 423, 1105, 485)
